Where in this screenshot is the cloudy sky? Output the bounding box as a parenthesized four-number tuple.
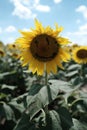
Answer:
(0, 0, 87, 45)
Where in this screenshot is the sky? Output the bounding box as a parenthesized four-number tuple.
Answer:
(0, 0, 87, 45)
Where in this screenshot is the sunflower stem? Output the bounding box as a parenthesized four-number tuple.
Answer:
(44, 63, 49, 113)
(44, 63, 48, 86)
(44, 64, 52, 114)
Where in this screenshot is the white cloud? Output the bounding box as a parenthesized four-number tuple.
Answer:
(5, 26, 16, 33)
(79, 24, 87, 31)
(11, 0, 36, 19)
(54, 0, 62, 4)
(66, 24, 87, 45)
(10, 0, 51, 19)
(76, 5, 87, 19)
(12, 4, 36, 19)
(0, 26, 16, 33)
(35, 4, 50, 12)
(22, 28, 31, 31)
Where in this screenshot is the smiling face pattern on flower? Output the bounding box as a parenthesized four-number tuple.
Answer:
(30, 34, 59, 62)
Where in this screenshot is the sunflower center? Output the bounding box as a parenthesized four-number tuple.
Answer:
(77, 49, 87, 59)
(30, 34, 59, 62)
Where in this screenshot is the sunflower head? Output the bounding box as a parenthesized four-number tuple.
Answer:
(72, 46, 87, 64)
(0, 49, 5, 57)
(72, 43, 79, 48)
(11, 53, 19, 59)
(7, 43, 18, 51)
(15, 19, 70, 75)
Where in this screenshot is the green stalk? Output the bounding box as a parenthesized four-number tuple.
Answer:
(44, 63, 49, 113)
(44, 63, 52, 113)
(44, 63, 48, 86)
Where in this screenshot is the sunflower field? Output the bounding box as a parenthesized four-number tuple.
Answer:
(0, 20, 87, 130)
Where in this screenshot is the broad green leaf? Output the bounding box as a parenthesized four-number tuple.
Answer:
(0, 120, 16, 130)
(28, 84, 43, 96)
(13, 113, 35, 130)
(70, 118, 87, 130)
(14, 111, 62, 130)
(33, 109, 46, 127)
(9, 100, 25, 113)
(70, 76, 83, 87)
(39, 110, 62, 130)
(0, 72, 11, 79)
(26, 76, 37, 88)
(26, 95, 42, 120)
(26, 82, 61, 120)
(49, 110, 62, 130)
(49, 80, 73, 92)
(71, 99, 87, 113)
(80, 91, 87, 98)
(0, 102, 15, 121)
(57, 107, 73, 130)
(67, 64, 81, 71)
(26, 80, 74, 120)
(80, 113, 87, 124)
(82, 66, 87, 74)
(65, 70, 78, 77)
(37, 85, 54, 106)
(0, 72, 15, 79)
(1, 84, 17, 90)
(0, 93, 7, 100)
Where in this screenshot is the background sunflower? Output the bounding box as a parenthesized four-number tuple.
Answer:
(72, 46, 87, 64)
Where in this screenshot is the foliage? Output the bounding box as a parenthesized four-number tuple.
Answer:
(0, 43, 87, 130)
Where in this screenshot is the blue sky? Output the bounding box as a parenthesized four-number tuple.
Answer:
(0, 0, 87, 45)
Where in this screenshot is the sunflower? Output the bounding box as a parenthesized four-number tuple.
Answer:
(72, 43, 79, 48)
(11, 53, 19, 59)
(72, 46, 87, 64)
(0, 49, 5, 57)
(6, 43, 18, 51)
(15, 19, 70, 75)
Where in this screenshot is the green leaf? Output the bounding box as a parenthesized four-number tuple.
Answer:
(37, 85, 54, 106)
(57, 107, 73, 130)
(28, 84, 43, 96)
(80, 113, 87, 124)
(26, 79, 81, 121)
(0, 93, 7, 100)
(13, 113, 35, 130)
(49, 80, 73, 92)
(80, 91, 87, 98)
(26, 80, 74, 120)
(49, 110, 62, 130)
(26, 82, 61, 120)
(39, 110, 62, 130)
(83, 67, 87, 74)
(33, 109, 46, 127)
(65, 70, 78, 77)
(1, 84, 17, 90)
(14, 111, 62, 130)
(0, 72, 15, 79)
(27, 82, 58, 119)
(9, 100, 25, 113)
(26, 95, 43, 120)
(71, 99, 87, 113)
(71, 77, 82, 86)
(67, 64, 81, 71)
(14, 109, 53, 130)
(70, 118, 87, 130)
(0, 102, 15, 121)
(0, 72, 11, 79)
